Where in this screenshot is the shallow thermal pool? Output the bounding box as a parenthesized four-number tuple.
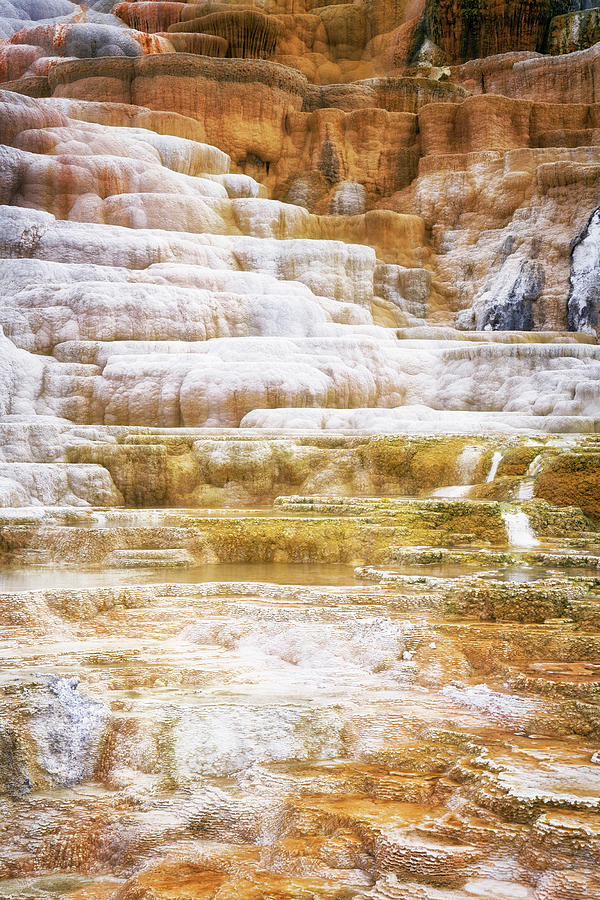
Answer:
(1, 561, 599, 592)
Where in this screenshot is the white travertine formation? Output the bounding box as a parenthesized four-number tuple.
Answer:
(0, 88, 598, 503)
(1, 6, 600, 899)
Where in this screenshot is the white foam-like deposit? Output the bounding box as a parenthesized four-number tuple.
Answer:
(502, 508, 539, 548)
(240, 405, 599, 434)
(183, 616, 414, 684)
(441, 683, 537, 728)
(172, 703, 345, 780)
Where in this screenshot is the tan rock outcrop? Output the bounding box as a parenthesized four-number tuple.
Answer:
(418, 93, 600, 157)
(452, 43, 600, 103)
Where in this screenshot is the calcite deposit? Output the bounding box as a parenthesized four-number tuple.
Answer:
(0, 0, 599, 897)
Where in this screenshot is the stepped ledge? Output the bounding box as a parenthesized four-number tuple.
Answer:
(0, 1, 599, 898)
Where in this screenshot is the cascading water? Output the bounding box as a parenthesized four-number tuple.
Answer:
(501, 507, 539, 547)
(517, 480, 535, 500)
(517, 453, 544, 500)
(486, 451, 503, 482)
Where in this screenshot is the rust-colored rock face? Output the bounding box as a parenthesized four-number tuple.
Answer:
(0, 0, 600, 898)
(113, 2, 190, 34)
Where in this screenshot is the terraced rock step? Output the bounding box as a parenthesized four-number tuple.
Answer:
(1, 0, 599, 896)
(1, 495, 594, 573)
(388, 546, 600, 569)
(102, 548, 196, 568)
(3, 428, 600, 519)
(0, 429, 598, 900)
(0, 568, 598, 897)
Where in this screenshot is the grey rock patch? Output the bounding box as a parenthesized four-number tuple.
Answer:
(457, 258, 544, 331)
(29, 674, 109, 786)
(0, 1, 123, 38)
(2, 674, 110, 790)
(54, 23, 142, 59)
(329, 181, 366, 216)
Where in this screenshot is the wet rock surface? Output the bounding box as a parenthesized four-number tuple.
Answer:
(0, 501, 599, 896)
(0, 439, 598, 894)
(568, 207, 600, 335)
(0, 0, 599, 896)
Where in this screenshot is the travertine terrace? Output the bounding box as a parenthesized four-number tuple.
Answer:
(0, 0, 599, 898)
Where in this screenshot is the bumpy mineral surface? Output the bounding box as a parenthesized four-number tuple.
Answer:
(0, 0, 599, 897)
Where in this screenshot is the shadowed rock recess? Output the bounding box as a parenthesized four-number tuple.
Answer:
(1, 0, 600, 897)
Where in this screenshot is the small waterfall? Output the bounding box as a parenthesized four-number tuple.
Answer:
(502, 508, 539, 548)
(526, 454, 544, 477)
(517, 480, 535, 500)
(486, 451, 503, 483)
(516, 453, 543, 500)
(431, 484, 471, 498)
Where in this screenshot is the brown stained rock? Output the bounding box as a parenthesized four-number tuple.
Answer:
(170, 9, 283, 59)
(61, 99, 209, 143)
(313, 4, 369, 61)
(452, 43, 600, 104)
(0, 89, 67, 143)
(47, 55, 306, 164)
(366, 0, 428, 40)
(112, 864, 229, 899)
(423, 0, 570, 64)
(156, 31, 228, 57)
(111, 859, 352, 899)
(0, 75, 51, 97)
(0, 42, 44, 84)
(66, 885, 122, 900)
(42, 56, 424, 204)
(450, 50, 543, 95)
(275, 106, 420, 203)
(419, 93, 600, 157)
(113, 2, 190, 34)
(303, 75, 467, 113)
(535, 453, 600, 522)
